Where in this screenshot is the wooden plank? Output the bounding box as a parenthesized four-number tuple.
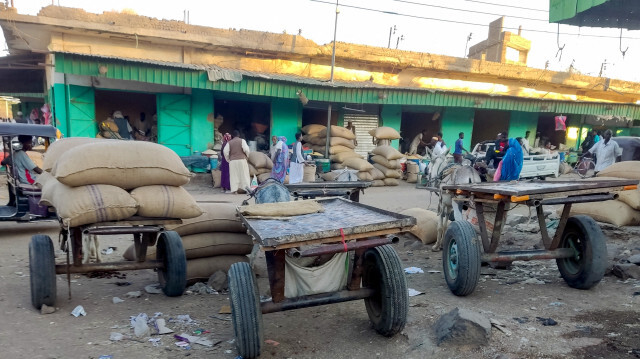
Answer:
(84, 217, 183, 228)
(260, 228, 410, 251)
(444, 180, 638, 197)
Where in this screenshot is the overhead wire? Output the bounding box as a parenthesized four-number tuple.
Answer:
(391, 0, 549, 22)
(458, 0, 548, 13)
(308, 0, 640, 40)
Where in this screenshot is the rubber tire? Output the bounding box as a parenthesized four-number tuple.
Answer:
(228, 261, 263, 359)
(556, 215, 607, 290)
(362, 244, 408, 337)
(442, 221, 482, 296)
(29, 234, 57, 309)
(156, 231, 187, 297)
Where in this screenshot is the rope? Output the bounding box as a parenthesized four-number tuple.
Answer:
(339, 228, 348, 252)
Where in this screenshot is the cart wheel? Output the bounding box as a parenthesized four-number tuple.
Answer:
(228, 262, 263, 359)
(556, 215, 607, 289)
(362, 244, 408, 337)
(156, 231, 186, 297)
(442, 221, 481, 296)
(29, 235, 57, 309)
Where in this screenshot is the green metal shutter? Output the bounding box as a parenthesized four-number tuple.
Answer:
(68, 85, 96, 137)
(157, 93, 192, 156)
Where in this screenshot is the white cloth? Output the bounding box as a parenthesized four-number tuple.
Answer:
(409, 134, 423, 155)
(292, 142, 305, 163)
(589, 139, 622, 172)
(228, 159, 251, 192)
(289, 162, 304, 184)
(432, 141, 447, 157)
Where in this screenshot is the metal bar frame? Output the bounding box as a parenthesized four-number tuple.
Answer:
(261, 288, 375, 314)
(55, 260, 164, 274)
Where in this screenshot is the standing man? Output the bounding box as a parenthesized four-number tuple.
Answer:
(588, 129, 622, 174)
(289, 132, 305, 184)
(408, 129, 429, 155)
(345, 121, 358, 146)
(14, 111, 26, 124)
(453, 132, 469, 163)
(223, 130, 251, 194)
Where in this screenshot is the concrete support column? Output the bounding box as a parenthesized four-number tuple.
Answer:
(380, 104, 402, 149)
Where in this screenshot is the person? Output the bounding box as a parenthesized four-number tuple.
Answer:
(431, 137, 447, 157)
(223, 130, 251, 193)
(517, 137, 529, 156)
(218, 133, 232, 192)
(500, 138, 523, 181)
(346, 120, 358, 146)
(5, 135, 43, 184)
(486, 132, 508, 168)
(594, 130, 601, 143)
(112, 111, 133, 139)
(269, 135, 278, 158)
(408, 129, 430, 155)
(14, 111, 26, 124)
(436, 131, 446, 147)
(588, 129, 622, 173)
(289, 132, 305, 184)
(453, 132, 469, 163)
(524, 130, 531, 143)
(271, 136, 290, 183)
(533, 131, 541, 148)
(581, 131, 595, 154)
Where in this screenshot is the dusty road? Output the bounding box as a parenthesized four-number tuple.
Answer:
(1, 178, 639, 358)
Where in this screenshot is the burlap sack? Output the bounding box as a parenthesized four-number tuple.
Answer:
(302, 124, 326, 135)
(26, 151, 43, 169)
(331, 163, 345, 170)
(372, 145, 403, 160)
(248, 152, 273, 170)
(374, 127, 401, 140)
(41, 177, 137, 227)
(211, 170, 222, 188)
(330, 151, 362, 162)
(239, 200, 324, 217)
(406, 162, 419, 174)
(568, 200, 640, 226)
(166, 202, 244, 235)
(130, 186, 202, 219)
(326, 137, 356, 149)
(374, 163, 402, 178)
(329, 145, 355, 155)
(249, 163, 258, 176)
(52, 141, 191, 189)
(370, 167, 385, 180)
(400, 208, 438, 244)
(122, 232, 253, 261)
(618, 189, 640, 210)
(43, 137, 107, 172)
(383, 178, 399, 186)
(406, 173, 418, 183)
(99, 119, 119, 132)
(100, 131, 122, 139)
(303, 164, 317, 182)
(258, 173, 272, 183)
(318, 125, 356, 140)
(357, 171, 374, 181)
(342, 157, 374, 171)
(597, 161, 640, 180)
(321, 172, 339, 181)
(186, 255, 249, 285)
(371, 180, 385, 187)
(371, 155, 400, 169)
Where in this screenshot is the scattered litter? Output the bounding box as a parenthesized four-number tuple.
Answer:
(210, 314, 232, 321)
(172, 315, 196, 325)
(225, 350, 233, 354)
(14, 271, 24, 276)
(490, 319, 511, 336)
(71, 305, 86, 317)
(175, 333, 214, 347)
(546, 219, 559, 229)
(110, 332, 125, 341)
(536, 317, 558, 326)
(265, 339, 280, 346)
(193, 328, 210, 335)
(404, 267, 424, 274)
(113, 281, 132, 286)
(101, 248, 114, 255)
(186, 282, 217, 295)
(408, 288, 424, 297)
(145, 283, 163, 294)
(549, 302, 565, 307)
(633, 291, 640, 296)
(112, 297, 124, 304)
(175, 341, 191, 350)
(219, 305, 232, 314)
(607, 332, 620, 338)
(155, 318, 174, 335)
(149, 338, 162, 347)
(98, 356, 113, 359)
(522, 278, 545, 285)
(125, 291, 142, 298)
(513, 317, 529, 324)
(427, 270, 441, 274)
(40, 304, 56, 315)
(131, 313, 150, 337)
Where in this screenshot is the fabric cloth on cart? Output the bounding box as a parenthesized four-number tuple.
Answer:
(284, 252, 349, 298)
(238, 200, 324, 217)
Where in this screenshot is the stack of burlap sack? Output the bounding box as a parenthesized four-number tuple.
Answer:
(405, 160, 420, 183)
(368, 126, 401, 147)
(248, 152, 274, 183)
(123, 203, 252, 285)
(37, 138, 201, 227)
(370, 145, 403, 186)
(564, 161, 640, 226)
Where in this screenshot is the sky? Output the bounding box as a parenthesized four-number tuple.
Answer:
(11, 0, 640, 82)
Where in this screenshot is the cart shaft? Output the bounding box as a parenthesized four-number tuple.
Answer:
(260, 288, 375, 314)
(481, 248, 575, 262)
(55, 260, 164, 274)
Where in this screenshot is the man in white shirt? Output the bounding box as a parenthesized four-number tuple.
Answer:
(588, 129, 622, 173)
(432, 137, 447, 157)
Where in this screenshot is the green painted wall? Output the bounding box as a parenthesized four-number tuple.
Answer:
(508, 111, 538, 146)
(271, 98, 301, 144)
(53, 83, 68, 136)
(441, 108, 474, 151)
(191, 89, 215, 153)
(380, 105, 402, 149)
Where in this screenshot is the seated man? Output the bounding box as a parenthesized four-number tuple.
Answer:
(10, 135, 42, 184)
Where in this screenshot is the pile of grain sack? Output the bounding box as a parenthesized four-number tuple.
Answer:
(37, 138, 201, 227)
(370, 145, 403, 187)
(248, 152, 274, 183)
(566, 161, 640, 226)
(123, 203, 252, 285)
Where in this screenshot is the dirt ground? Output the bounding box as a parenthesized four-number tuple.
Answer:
(1, 177, 639, 359)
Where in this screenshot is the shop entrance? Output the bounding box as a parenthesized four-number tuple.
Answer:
(400, 111, 440, 154)
(214, 99, 270, 152)
(94, 89, 157, 141)
(470, 110, 510, 149)
(536, 115, 567, 148)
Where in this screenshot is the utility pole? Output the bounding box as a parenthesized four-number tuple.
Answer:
(464, 32, 472, 58)
(599, 59, 608, 77)
(326, 0, 339, 158)
(388, 25, 396, 48)
(395, 34, 404, 49)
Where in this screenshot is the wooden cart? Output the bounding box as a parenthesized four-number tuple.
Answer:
(285, 180, 372, 202)
(440, 179, 639, 296)
(230, 197, 416, 358)
(28, 217, 187, 310)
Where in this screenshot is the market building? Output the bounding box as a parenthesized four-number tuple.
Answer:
(1, 5, 639, 156)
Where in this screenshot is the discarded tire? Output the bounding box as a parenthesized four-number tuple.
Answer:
(29, 235, 57, 309)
